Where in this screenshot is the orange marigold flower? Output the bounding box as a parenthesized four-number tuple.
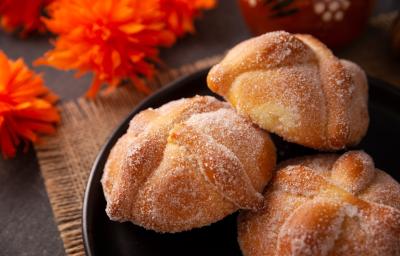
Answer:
(160, 0, 216, 37)
(36, 0, 176, 98)
(0, 51, 59, 159)
(0, 0, 53, 36)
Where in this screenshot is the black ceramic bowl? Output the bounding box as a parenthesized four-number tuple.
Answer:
(83, 68, 400, 256)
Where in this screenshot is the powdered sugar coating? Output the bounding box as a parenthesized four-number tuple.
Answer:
(102, 95, 276, 233)
(207, 31, 369, 150)
(238, 151, 400, 256)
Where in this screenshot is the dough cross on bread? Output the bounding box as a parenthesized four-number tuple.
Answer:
(102, 96, 276, 232)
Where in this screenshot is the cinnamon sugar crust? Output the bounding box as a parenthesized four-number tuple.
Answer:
(102, 95, 276, 233)
(238, 151, 400, 256)
(207, 31, 369, 150)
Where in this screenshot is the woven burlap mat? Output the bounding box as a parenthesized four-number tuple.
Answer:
(34, 56, 222, 256)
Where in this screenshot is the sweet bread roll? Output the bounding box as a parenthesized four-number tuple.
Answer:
(207, 31, 369, 150)
(102, 95, 276, 233)
(238, 151, 400, 256)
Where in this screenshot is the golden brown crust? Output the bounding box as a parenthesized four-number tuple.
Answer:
(102, 95, 276, 232)
(207, 31, 369, 150)
(238, 151, 400, 256)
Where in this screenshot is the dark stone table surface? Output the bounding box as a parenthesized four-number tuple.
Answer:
(0, 1, 399, 255)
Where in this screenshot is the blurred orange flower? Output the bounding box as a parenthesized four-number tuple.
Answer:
(161, 0, 216, 37)
(36, 0, 216, 98)
(0, 51, 59, 158)
(0, 0, 53, 36)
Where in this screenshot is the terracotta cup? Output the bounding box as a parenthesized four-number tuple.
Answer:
(238, 0, 375, 48)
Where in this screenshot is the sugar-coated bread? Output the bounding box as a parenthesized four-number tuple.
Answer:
(207, 31, 369, 150)
(238, 151, 400, 256)
(102, 95, 276, 233)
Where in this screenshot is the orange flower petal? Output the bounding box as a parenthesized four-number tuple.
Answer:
(119, 23, 145, 34)
(16, 120, 57, 134)
(36, 0, 215, 98)
(0, 51, 59, 159)
(0, 0, 53, 36)
(0, 51, 11, 89)
(85, 75, 102, 99)
(0, 125, 17, 159)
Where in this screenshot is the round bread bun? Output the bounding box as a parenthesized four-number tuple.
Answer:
(102, 95, 276, 233)
(238, 151, 400, 256)
(207, 31, 369, 151)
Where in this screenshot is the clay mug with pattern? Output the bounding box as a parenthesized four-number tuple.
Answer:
(238, 0, 375, 48)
